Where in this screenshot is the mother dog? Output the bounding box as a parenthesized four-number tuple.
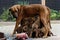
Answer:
(9, 4, 51, 38)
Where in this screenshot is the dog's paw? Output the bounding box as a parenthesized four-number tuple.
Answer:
(42, 36, 48, 38)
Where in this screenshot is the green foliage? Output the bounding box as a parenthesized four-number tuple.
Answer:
(56, 11, 60, 20)
(50, 9, 60, 20)
(50, 13, 57, 20)
(0, 8, 16, 21)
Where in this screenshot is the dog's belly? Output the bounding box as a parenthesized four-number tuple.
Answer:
(23, 13, 39, 17)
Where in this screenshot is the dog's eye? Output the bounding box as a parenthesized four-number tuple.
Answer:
(15, 10, 17, 12)
(15, 10, 18, 12)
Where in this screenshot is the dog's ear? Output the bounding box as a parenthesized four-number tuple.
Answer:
(9, 5, 19, 18)
(9, 5, 23, 18)
(9, 8, 11, 11)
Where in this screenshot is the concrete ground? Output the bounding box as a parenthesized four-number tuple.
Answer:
(0, 20, 60, 40)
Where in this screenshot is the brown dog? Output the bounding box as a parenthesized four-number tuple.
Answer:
(9, 4, 51, 38)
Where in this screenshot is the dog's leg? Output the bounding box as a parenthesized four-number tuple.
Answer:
(36, 29, 39, 38)
(48, 31, 55, 36)
(47, 7, 52, 29)
(13, 14, 23, 34)
(40, 12, 50, 38)
(41, 20, 48, 38)
(29, 29, 32, 38)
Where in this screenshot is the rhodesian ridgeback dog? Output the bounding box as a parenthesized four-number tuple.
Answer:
(9, 4, 51, 38)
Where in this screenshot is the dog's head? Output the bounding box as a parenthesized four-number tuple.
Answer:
(9, 5, 21, 18)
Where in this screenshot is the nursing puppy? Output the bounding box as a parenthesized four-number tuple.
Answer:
(16, 16, 38, 38)
(9, 4, 51, 38)
(32, 16, 53, 38)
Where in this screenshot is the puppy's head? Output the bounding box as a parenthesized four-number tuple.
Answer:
(9, 5, 21, 18)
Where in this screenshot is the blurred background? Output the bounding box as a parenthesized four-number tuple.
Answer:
(0, 0, 60, 22)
